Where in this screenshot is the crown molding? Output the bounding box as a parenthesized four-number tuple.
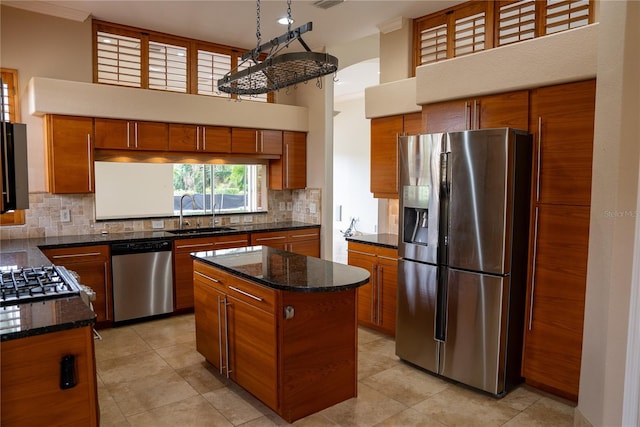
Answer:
(3, 1, 90, 22)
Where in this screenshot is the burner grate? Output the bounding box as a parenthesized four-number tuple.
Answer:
(0, 265, 82, 306)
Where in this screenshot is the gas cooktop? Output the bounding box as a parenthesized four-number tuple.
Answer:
(0, 265, 82, 306)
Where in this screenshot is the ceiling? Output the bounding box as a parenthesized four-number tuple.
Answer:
(5, 0, 463, 100)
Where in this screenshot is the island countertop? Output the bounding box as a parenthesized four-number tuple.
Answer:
(192, 245, 370, 292)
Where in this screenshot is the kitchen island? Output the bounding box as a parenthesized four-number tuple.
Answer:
(192, 246, 370, 423)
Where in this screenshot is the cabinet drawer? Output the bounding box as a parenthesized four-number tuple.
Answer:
(194, 262, 229, 293)
(288, 228, 320, 242)
(251, 231, 287, 246)
(44, 244, 110, 260)
(227, 276, 276, 313)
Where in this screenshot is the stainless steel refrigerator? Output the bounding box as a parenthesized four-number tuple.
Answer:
(396, 128, 532, 396)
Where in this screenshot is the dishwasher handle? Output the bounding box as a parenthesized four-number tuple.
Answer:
(111, 239, 172, 255)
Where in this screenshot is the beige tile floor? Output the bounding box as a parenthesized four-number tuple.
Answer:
(95, 314, 575, 426)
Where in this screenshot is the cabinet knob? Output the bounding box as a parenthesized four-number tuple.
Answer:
(284, 305, 295, 320)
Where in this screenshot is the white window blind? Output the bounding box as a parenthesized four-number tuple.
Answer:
(498, 0, 536, 46)
(96, 31, 141, 87)
(454, 11, 486, 57)
(419, 23, 448, 65)
(197, 50, 231, 98)
(545, 0, 590, 34)
(149, 41, 187, 92)
(1, 79, 9, 122)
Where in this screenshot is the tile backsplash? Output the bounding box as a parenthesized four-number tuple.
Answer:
(1, 189, 321, 240)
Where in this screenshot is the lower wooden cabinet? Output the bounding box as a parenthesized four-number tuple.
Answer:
(194, 260, 358, 423)
(250, 227, 320, 258)
(1, 326, 98, 426)
(347, 241, 399, 336)
(42, 245, 112, 327)
(173, 234, 249, 311)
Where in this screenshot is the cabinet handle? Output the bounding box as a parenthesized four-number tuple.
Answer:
(377, 255, 397, 261)
(255, 130, 259, 153)
(395, 133, 399, 193)
(347, 249, 376, 257)
(104, 262, 110, 322)
(202, 127, 206, 151)
(215, 239, 248, 246)
(134, 122, 138, 148)
(528, 206, 540, 331)
(51, 252, 102, 259)
(465, 101, 471, 130)
(260, 131, 264, 153)
(254, 236, 286, 242)
(126, 122, 131, 148)
(473, 99, 480, 129)
(229, 285, 263, 302)
(285, 144, 290, 188)
(196, 126, 200, 151)
(290, 233, 317, 239)
(194, 270, 221, 283)
(223, 297, 231, 377)
(536, 117, 542, 202)
(87, 134, 93, 191)
(370, 263, 376, 323)
(217, 296, 224, 375)
(177, 243, 215, 250)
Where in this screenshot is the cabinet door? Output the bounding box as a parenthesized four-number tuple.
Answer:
(250, 231, 288, 250)
(94, 118, 129, 149)
(226, 279, 277, 409)
(42, 245, 111, 324)
(45, 115, 94, 194)
(370, 115, 403, 198)
(231, 128, 258, 154)
(523, 204, 590, 401)
(347, 248, 376, 328)
(260, 130, 283, 155)
(288, 228, 320, 258)
(377, 251, 398, 336)
(403, 112, 425, 135)
(135, 121, 168, 151)
(476, 90, 529, 131)
(531, 80, 596, 206)
(201, 126, 231, 153)
(270, 131, 306, 190)
(168, 123, 198, 152)
(423, 99, 468, 133)
(194, 276, 224, 369)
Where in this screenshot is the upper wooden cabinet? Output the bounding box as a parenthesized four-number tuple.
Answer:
(531, 80, 596, 206)
(44, 115, 94, 194)
(423, 90, 529, 133)
(94, 118, 169, 151)
(231, 128, 283, 155)
(168, 124, 231, 153)
(370, 112, 423, 199)
(269, 131, 306, 190)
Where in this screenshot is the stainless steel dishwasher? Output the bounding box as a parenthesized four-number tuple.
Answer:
(111, 239, 173, 322)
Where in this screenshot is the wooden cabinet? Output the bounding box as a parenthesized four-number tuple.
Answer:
(269, 131, 306, 190)
(44, 115, 94, 194)
(173, 233, 249, 311)
(423, 90, 529, 133)
(42, 245, 112, 327)
(1, 326, 98, 426)
(194, 260, 358, 423)
(370, 112, 423, 199)
(168, 123, 231, 153)
(250, 227, 320, 258)
(94, 118, 168, 151)
(347, 241, 399, 336)
(231, 128, 283, 155)
(194, 263, 278, 409)
(522, 79, 596, 402)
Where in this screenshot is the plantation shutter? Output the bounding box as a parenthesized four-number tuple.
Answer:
(544, 0, 591, 34)
(197, 50, 231, 98)
(96, 31, 141, 87)
(148, 40, 187, 93)
(497, 0, 536, 46)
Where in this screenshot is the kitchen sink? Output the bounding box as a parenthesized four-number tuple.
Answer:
(167, 227, 236, 235)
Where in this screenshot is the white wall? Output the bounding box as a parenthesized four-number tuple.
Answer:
(332, 96, 378, 263)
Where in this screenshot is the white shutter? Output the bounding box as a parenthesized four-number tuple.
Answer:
(197, 50, 231, 98)
(454, 11, 486, 57)
(148, 41, 187, 93)
(545, 0, 590, 35)
(498, 0, 536, 46)
(419, 23, 448, 65)
(96, 31, 141, 87)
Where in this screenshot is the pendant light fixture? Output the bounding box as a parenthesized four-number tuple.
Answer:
(218, 0, 339, 95)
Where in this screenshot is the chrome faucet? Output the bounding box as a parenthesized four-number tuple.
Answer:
(179, 194, 198, 229)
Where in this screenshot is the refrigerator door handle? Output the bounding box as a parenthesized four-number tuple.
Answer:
(434, 269, 447, 342)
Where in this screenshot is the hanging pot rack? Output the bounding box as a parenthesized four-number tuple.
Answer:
(218, 1, 338, 95)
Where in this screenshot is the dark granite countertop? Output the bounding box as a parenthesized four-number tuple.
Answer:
(193, 246, 370, 292)
(0, 296, 96, 342)
(0, 222, 320, 269)
(346, 233, 399, 249)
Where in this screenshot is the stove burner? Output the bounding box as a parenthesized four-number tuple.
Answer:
(0, 265, 82, 306)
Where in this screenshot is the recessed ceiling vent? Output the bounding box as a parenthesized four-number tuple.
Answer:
(313, 0, 344, 10)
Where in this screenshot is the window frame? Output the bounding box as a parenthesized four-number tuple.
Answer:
(0, 68, 26, 226)
(93, 20, 273, 102)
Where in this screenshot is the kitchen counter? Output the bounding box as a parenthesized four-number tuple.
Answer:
(0, 221, 320, 269)
(0, 296, 95, 342)
(346, 233, 399, 249)
(192, 245, 370, 292)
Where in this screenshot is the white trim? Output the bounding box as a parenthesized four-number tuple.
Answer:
(3, 1, 90, 22)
